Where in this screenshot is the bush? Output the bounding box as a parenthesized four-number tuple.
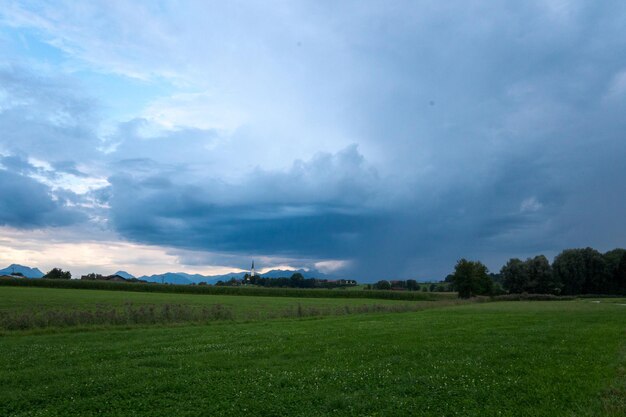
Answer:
(491, 293, 575, 301)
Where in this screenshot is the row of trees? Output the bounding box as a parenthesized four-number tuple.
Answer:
(43, 268, 72, 280)
(368, 280, 453, 292)
(451, 247, 626, 298)
(501, 248, 626, 295)
(370, 280, 418, 290)
(216, 273, 355, 289)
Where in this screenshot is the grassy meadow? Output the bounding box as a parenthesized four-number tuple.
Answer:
(0, 286, 460, 332)
(0, 286, 452, 313)
(0, 286, 624, 416)
(0, 277, 455, 301)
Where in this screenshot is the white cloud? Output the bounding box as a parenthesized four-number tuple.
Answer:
(1, 1, 626, 278)
(31, 171, 109, 195)
(314, 260, 351, 274)
(606, 69, 626, 99)
(0, 226, 247, 277)
(520, 197, 543, 213)
(142, 91, 247, 132)
(1, 1, 181, 81)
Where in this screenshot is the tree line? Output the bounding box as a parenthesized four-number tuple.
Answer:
(367, 280, 453, 292)
(215, 273, 357, 289)
(452, 247, 626, 298)
(43, 268, 72, 280)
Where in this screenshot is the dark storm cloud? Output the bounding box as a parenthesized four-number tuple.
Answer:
(0, 169, 85, 227)
(102, 130, 586, 280)
(88, 2, 626, 277)
(351, 153, 569, 278)
(3, 2, 626, 278)
(106, 145, 384, 259)
(0, 66, 104, 229)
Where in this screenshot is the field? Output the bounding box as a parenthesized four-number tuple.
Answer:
(1, 287, 625, 416)
(0, 286, 460, 332)
(0, 278, 455, 301)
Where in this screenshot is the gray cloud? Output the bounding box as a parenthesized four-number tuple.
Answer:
(0, 154, 37, 175)
(0, 65, 101, 162)
(0, 169, 85, 227)
(106, 145, 383, 260)
(1, 2, 626, 278)
(109, 118, 218, 164)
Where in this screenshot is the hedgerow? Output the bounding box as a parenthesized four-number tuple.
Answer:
(0, 277, 446, 301)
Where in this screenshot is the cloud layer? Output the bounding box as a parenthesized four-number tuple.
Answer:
(1, 1, 626, 278)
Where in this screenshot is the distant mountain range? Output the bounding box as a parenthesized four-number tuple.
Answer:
(1, 264, 334, 284)
(258, 268, 331, 279)
(135, 269, 329, 284)
(0, 264, 44, 278)
(137, 269, 332, 285)
(114, 271, 136, 279)
(137, 272, 211, 285)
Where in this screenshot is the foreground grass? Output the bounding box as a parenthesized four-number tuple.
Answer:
(1, 301, 624, 416)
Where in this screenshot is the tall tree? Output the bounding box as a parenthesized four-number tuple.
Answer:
(553, 248, 607, 295)
(44, 268, 71, 280)
(527, 255, 556, 294)
(604, 249, 626, 294)
(406, 279, 419, 291)
(616, 253, 626, 294)
(452, 259, 492, 298)
(374, 280, 391, 290)
(290, 273, 304, 288)
(501, 258, 528, 293)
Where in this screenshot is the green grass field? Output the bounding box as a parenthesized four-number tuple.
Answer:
(0, 287, 463, 332)
(0, 287, 624, 416)
(0, 286, 437, 312)
(0, 277, 457, 301)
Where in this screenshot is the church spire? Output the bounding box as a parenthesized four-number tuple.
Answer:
(251, 260, 255, 277)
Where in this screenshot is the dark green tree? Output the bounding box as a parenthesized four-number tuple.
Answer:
(527, 255, 557, 294)
(374, 280, 391, 290)
(553, 250, 586, 295)
(489, 273, 503, 285)
(290, 273, 304, 288)
(44, 268, 71, 280)
(616, 253, 626, 294)
(406, 279, 419, 291)
(451, 259, 492, 298)
(501, 258, 528, 293)
(604, 249, 626, 294)
(553, 248, 608, 295)
(492, 282, 506, 295)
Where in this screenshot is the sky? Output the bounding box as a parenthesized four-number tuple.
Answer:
(0, 1, 625, 280)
